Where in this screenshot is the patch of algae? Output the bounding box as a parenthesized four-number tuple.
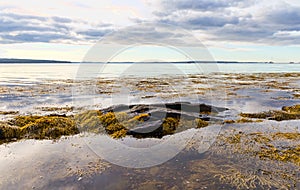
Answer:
(224, 118, 263, 124)
(210, 131, 300, 189)
(222, 132, 300, 166)
(257, 144, 300, 166)
(240, 104, 300, 121)
(272, 132, 300, 140)
(0, 115, 78, 143)
(161, 117, 208, 135)
(162, 117, 178, 135)
(20, 116, 78, 139)
(282, 105, 300, 113)
(36, 106, 74, 112)
(76, 110, 144, 138)
(0, 122, 19, 141)
(98, 112, 130, 138)
(0, 111, 19, 115)
(75, 110, 104, 133)
(185, 156, 292, 189)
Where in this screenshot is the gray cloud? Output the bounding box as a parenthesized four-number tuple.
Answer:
(0, 13, 113, 43)
(1, 1, 300, 46)
(51, 16, 73, 23)
(159, 13, 240, 29)
(151, 0, 300, 45)
(1, 32, 70, 43)
(1, 12, 47, 21)
(265, 6, 300, 25)
(157, 0, 253, 14)
(0, 19, 50, 33)
(98, 24, 209, 48)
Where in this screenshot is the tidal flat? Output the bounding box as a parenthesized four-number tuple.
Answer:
(0, 72, 299, 189)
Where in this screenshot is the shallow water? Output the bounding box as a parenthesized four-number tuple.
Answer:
(1, 63, 300, 83)
(0, 63, 300, 189)
(0, 120, 299, 189)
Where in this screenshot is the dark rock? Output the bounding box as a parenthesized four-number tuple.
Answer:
(100, 102, 228, 138)
(101, 104, 130, 113)
(127, 120, 163, 138)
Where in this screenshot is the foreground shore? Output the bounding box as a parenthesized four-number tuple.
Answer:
(0, 72, 299, 189)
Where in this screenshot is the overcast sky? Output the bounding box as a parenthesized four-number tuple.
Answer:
(0, 0, 300, 62)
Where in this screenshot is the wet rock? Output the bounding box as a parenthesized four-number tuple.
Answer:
(103, 102, 228, 115)
(126, 120, 163, 138)
(153, 102, 228, 113)
(101, 102, 227, 138)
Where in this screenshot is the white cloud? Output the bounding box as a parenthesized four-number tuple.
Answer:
(0, 0, 300, 46)
(273, 30, 300, 38)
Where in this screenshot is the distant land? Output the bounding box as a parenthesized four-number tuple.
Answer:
(0, 58, 71, 63)
(0, 58, 299, 64)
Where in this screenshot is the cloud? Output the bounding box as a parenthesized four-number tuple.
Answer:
(158, 11, 240, 29)
(264, 5, 300, 25)
(150, 0, 300, 45)
(51, 16, 73, 23)
(1, 0, 300, 46)
(1, 12, 47, 21)
(274, 30, 300, 38)
(0, 12, 113, 43)
(160, 0, 251, 11)
(271, 30, 300, 44)
(1, 32, 70, 43)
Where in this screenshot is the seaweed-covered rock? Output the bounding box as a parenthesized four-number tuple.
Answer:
(0, 102, 228, 142)
(19, 116, 78, 139)
(0, 122, 20, 141)
(100, 102, 227, 138)
(0, 115, 79, 144)
(240, 104, 300, 121)
(282, 104, 300, 113)
(240, 110, 300, 121)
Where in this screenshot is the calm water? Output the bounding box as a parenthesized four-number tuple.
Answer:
(1, 62, 299, 114)
(0, 63, 300, 189)
(0, 63, 299, 85)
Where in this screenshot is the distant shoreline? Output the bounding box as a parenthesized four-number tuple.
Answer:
(0, 58, 299, 64)
(0, 58, 71, 63)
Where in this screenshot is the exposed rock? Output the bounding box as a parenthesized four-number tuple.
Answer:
(0, 102, 228, 143)
(126, 120, 163, 138)
(100, 102, 227, 138)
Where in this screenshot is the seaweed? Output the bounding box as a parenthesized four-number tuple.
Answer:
(257, 145, 300, 166)
(0, 123, 20, 142)
(75, 110, 104, 133)
(1, 115, 79, 143)
(240, 105, 300, 121)
(220, 132, 300, 166)
(282, 105, 300, 114)
(195, 118, 209, 128)
(272, 132, 300, 140)
(0, 111, 19, 115)
(162, 117, 179, 135)
(0, 101, 222, 142)
(19, 116, 78, 139)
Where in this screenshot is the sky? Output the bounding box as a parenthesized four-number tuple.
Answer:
(0, 0, 300, 62)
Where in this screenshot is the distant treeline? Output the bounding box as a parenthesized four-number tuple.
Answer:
(0, 58, 71, 63)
